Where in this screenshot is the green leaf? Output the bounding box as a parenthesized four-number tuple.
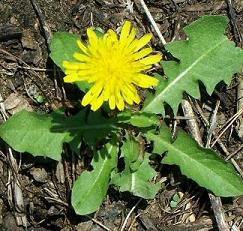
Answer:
(0, 110, 117, 160)
(93, 27, 105, 38)
(72, 142, 118, 215)
(117, 111, 159, 127)
(75, 81, 92, 93)
(170, 193, 181, 208)
(143, 16, 243, 114)
(0, 110, 68, 161)
(111, 151, 160, 199)
(53, 110, 118, 146)
(121, 135, 140, 163)
(50, 32, 81, 71)
(146, 123, 243, 197)
(50, 32, 91, 93)
(121, 134, 143, 172)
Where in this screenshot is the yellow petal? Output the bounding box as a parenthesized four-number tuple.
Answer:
(120, 27, 136, 49)
(65, 69, 76, 75)
(122, 84, 136, 99)
(130, 91, 140, 104)
(124, 83, 137, 94)
(120, 21, 131, 42)
(64, 73, 79, 83)
(116, 100, 125, 111)
(132, 48, 152, 60)
(126, 27, 136, 44)
(82, 82, 103, 106)
(81, 91, 94, 106)
(63, 61, 83, 70)
(77, 40, 88, 54)
(109, 95, 116, 110)
(90, 95, 104, 111)
(115, 90, 125, 111)
(87, 28, 98, 46)
(121, 88, 133, 105)
(73, 52, 90, 62)
(90, 81, 103, 95)
(140, 54, 162, 65)
(126, 39, 139, 53)
(133, 74, 159, 88)
(134, 33, 152, 51)
(77, 69, 95, 77)
(124, 84, 140, 104)
(107, 29, 118, 42)
(87, 44, 99, 56)
(103, 85, 110, 101)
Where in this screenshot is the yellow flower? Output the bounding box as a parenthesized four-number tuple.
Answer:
(63, 21, 162, 111)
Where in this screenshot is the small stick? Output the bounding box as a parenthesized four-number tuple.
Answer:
(208, 194, 230, 231)
(225, 144, 243, 161)
(226, 0, 242, 44)
(211, 107, 243, 147)
(29, 0, 52, 50)
(120, 198, 142, 231)
(85, 216, 112, 231)
(206, 100, 220, 147)
(195, 101, 243, 176)
(0, 48, 50, 102)
(236, 74, 243, 139)
(230, 159, 243, 177)
(17, 66, 54, 72)
(138, 0, 167, 45)
(181, 99, 203, 146)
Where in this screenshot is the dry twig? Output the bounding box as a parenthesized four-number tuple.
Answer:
(0, 93, 28, 228)
(121, 198, 142, 231)
(138, 0, 166, 45)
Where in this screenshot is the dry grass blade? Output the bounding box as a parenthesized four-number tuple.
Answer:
(237, 74, 243, 139)
(211, 107, 243, 147)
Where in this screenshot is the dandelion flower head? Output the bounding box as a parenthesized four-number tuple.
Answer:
(63, 21, 162, 111)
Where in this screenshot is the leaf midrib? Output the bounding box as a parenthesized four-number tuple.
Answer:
(12, 123, 116, 133)
(150, 133, 238, 191)
(75, 145, 115, 208)
(52, 123, 117, 132)
(143, 37, 227, 111)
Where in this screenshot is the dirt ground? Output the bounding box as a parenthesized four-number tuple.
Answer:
(0, 0, 242, 230)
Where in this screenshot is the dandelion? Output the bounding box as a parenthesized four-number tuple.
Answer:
(63, 21, 162, 111)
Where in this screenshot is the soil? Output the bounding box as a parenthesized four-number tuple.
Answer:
(0, 0, 243, 230)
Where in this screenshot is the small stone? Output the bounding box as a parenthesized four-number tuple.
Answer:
(60, 227, 72, 231)
(47, 206, 60, 216)
(75, 221, 93, 231)
(30, 167, 48, 183)
(3, 93, 33, 115)
(21, 29, 38, 49)
(2, 213, 24, 231)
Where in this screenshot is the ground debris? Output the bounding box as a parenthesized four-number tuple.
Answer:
(3, 92, 33, 114)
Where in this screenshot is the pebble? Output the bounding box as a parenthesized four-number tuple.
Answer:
(29, 167, 48, 183)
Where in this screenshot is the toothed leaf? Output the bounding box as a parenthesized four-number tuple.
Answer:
(143, 16, 243, 114)
(146, 123, 243, 197)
